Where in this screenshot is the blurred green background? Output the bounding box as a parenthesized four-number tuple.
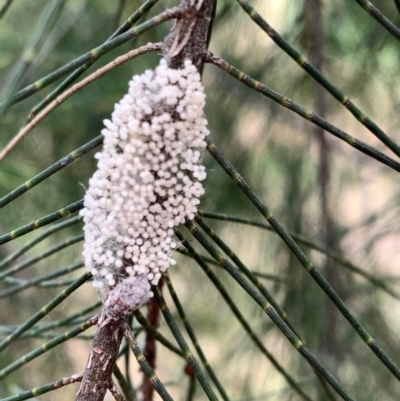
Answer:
(1, 0, 400, 400)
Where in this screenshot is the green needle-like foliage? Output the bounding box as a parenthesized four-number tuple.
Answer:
(0, 202, 83, 245)
(0, 261, 84, 298)
(198, 210, 400, 300)
(352, 0, 400, 40)
(124, 326, 174, 401)
(236, 0, 400, 158)
(28, 0, 161, 120)
(0, 316, 97, 380)
(133, 310, 183, 356)
(0, 0, 66, 119)
(0, 234, 83, 280)
(0, 215, 82, 269)
(0, 137, 102, 207)
(194, 214, 298, 334)
(154, 285, 219, 401)
(165, 274, 231, 401)
(184, 220, 355, 401)
(205, 54, 400, 173)
(112, 363, 137, 401)
(0, 272, 91, 352)
(174, 229, 315, 401)
(0, 373, 83, 401)
(206, 139, 400, 381)
(0, 0, 14, 20)
(1, 1, 400, 400)
(6, 7, 179, 106)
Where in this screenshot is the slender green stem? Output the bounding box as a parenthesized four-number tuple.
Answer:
(197, 211, 400, 300)
(124, 326, 175, 401)
(0, 215, 82, 270)
(236, 0, 400, 158)
(250, 270, 289, 283)
(184, 221, 355, 401)
(315, 372, 337, 401)
(0, 372, 83, 401)
(165, 274, 231, 401)
(4, 278, 78, 289)
(7, 8, 180, 106)
(0, 0, 14, 20)
(186, 374, 197, 401)
(113, 0, 128, 31)
(194, 214, 300, 337)
(0, 331, 93, 341)
(174, 230, 314, 401)
(188, 223, 346, 397)
(37, 278, 76, 287)
(133, 310, 183, 356)
(0, 305, 100, 340)
(352, 0, 400, 41)
(177, 248, 288, 283)
(0, 136, 103, 207)
(28, 0, 161, 119)
(124, 316, 134, 393)
(1, 42, 161, 164)
(205, 53, 400, 174)
(0, 261, 84, 298)
(113, 363, 138, 401)
(0, 316, 97, 379)
(0, 0, 65, 118)
(153, 285, 219, 401)
(395, 0, 400, 14)
(206, 139, 400, 381)
(0, 234, 83, 281)
(0, 199, 83, 245)
(24, 301, 101, 337)
(0, 272, 91, 352)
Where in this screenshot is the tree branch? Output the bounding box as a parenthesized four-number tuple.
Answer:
(163, 0, 216, 69)
(76, 315, 125, 401)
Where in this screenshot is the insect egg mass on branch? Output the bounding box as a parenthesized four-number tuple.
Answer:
(80, 57, 209, 318)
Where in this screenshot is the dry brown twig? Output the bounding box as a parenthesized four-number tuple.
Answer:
(108, 381, 126, 401)
(76, 318, 125, 401)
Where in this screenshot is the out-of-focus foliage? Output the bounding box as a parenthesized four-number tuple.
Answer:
(1, 0, 400, 400)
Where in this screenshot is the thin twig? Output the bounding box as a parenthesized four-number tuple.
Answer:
(0, 42, 162, 164)
(0, 0, 14, 20)
(162, 0, 216, 69)
(123, 325, 174, 401)
(0, 272, 91, 353)
(109, 380, 126, 401)
(0, 316, 98, 380)
(142, 278, 164, 401)
(204, 52, 400, 174)
(0, 372, 83, 401)
(76, 310, 126, 401)
(113, 364, 138, 401)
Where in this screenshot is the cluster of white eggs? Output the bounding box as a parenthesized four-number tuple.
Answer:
(80, 58, 209, 310)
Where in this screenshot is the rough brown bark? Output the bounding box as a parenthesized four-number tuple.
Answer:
(162, 0, 216, 69)
(76, 317, 125, 401)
